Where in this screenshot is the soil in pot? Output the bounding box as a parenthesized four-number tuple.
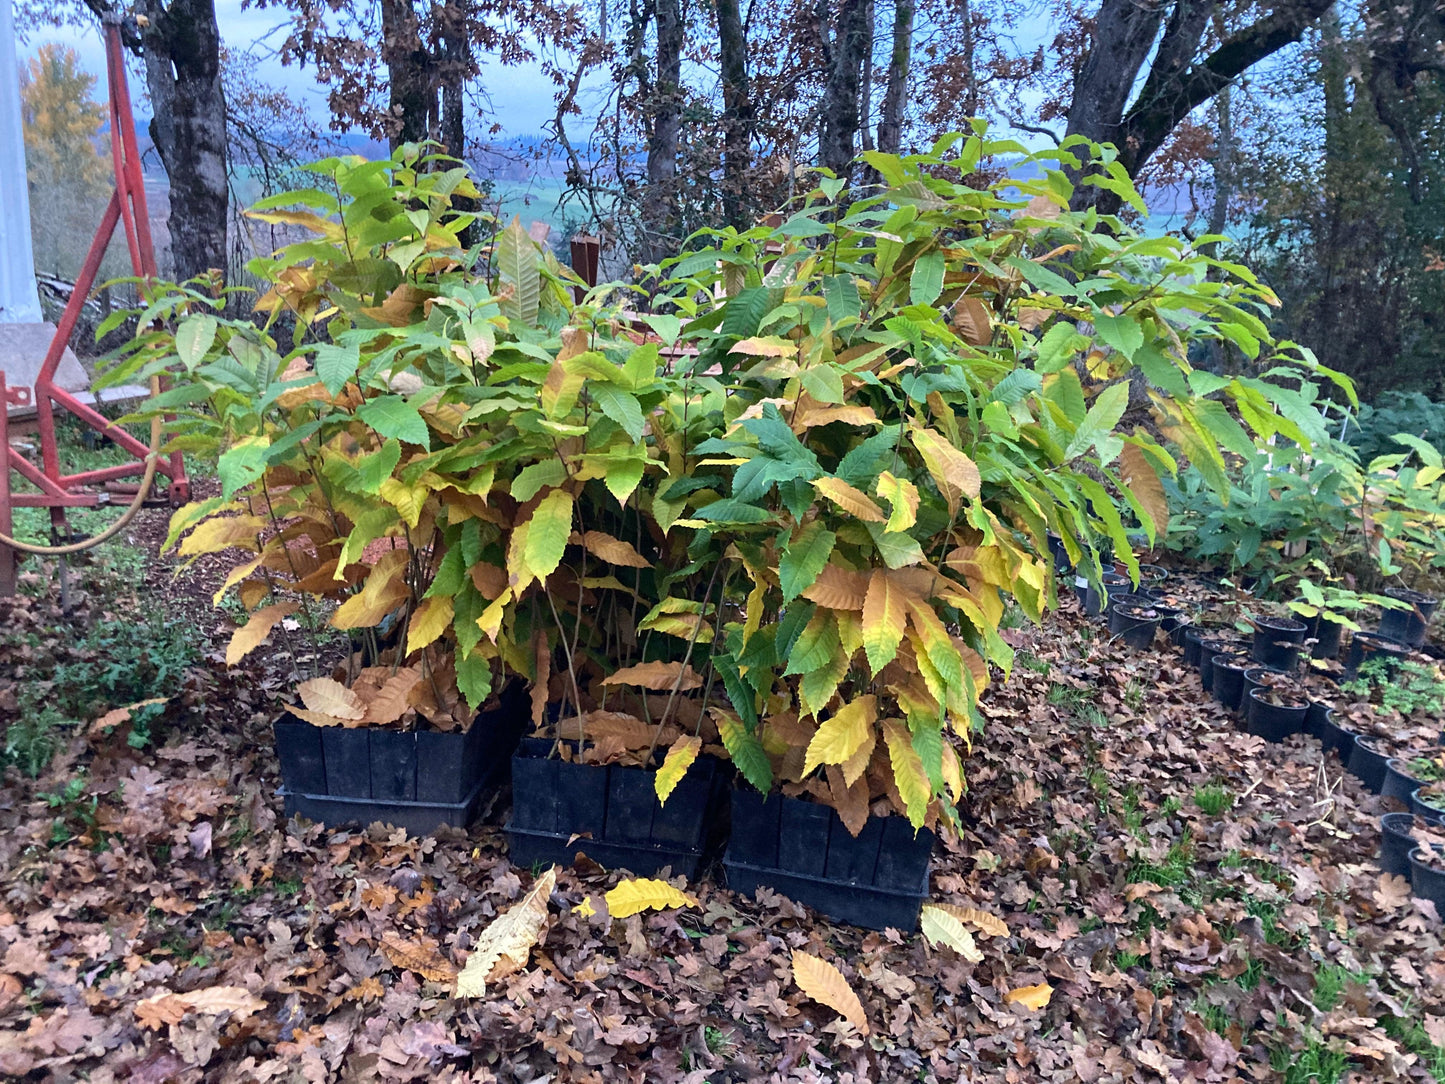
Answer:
(1344, 632, 1411, 678)
(1211, 654, 1252, 714)
(1251, 615, 1308, 672)
(1109, 602, 1161, 650)
(1408, 846, 1445, 912)
(506, 739, 726, 879)
(1242, 666, 1290, 708)
(1348, 735, 1393, 795)
(1381, 813, 1440, 878)
(275, 683, 529, 834)
(1378, 587, 1440, 649)
(1245, 687, 1308, 742)
(1139, 565, 1169, 586)
(723, 790, 935, 932)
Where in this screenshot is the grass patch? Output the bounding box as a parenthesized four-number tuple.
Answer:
(1128, 838, 1195, 887)
(1269, 1039, 1348, 1084)
(1194, 784, 1234, 816)
(1312, 964, 1367, 1013)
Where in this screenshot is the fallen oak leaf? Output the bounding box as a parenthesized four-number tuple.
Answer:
(88, 697, 168, 738)
(919, 904, 984, 961)
(134, 985, 267, 1030)
(455, 866, 555, 997)
(380, 931, 458, 985)
(604, 877, 699, 918)
(1005, 982, 1054, 1011)
(791, 950, 869, 1035)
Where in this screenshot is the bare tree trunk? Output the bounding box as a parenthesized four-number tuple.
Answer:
(875, 0, 914, 155)
(716, 0, 752, 227)
(379, 0, 433, 148)
(642, 0, 683, 262)
(818, 0, 872, 183)
(137, 0, 229, 281)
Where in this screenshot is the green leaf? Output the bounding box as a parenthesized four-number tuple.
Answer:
(784, 612, 841, 676)
(357, 395, 430, 446)
(591, 384, 646, 440)
(824, 275, 861, 324)
(1035, 322, 1082, 374)
(316, 341, 362, 396)
(356, 439, 402, 494)
(910, 250, 945, 306)
(512, 459, 567, 502)
(643, 313, 681, 345)
(523, 489, 573, 578)
(1092, 312, 1144, 361)
(800, 365, 845, 405)
(175, 315, 217, 369)
(1135, 343, 1189, 398)
(455, 649, 493, 711)
(495, 217, 541, 326)
(1064, 382, 1129, 460)
(692, 499, 773, 524)
(217, 436, 268, 500)
(717, 712, 773, 794)
(779, 522, 836, 602)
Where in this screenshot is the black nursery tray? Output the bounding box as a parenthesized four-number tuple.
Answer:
(723, 791, 935, 932)
(273, 686, 527, 833)
(504, 741, 722, 879)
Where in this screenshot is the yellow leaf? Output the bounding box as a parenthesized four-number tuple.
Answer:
(297, 677, 366, 721)
(365, 668, 423, 724)
(929, 902, 1008, 939)
(802, 695, 877, 777)
(455, 867, 556, 997)
(601, 660, 704, 691)
(909, 427, 981, 515)
(477, 586, 512, 643)
(883, 720, 931, 829)
(604, 877, 699, 918)
(405, 595, 454, 656)
(577, 530, 651, 568)
(332, 549, 410, 629)
(862, 568, 907, 674)
(572, 897, 597, 918)
(379, 477, 429, 529)
(919, 905, 984, 961)
(226, 601, 299, 667)
(212, 555, 264, 606)
(177, 514, 265, 558)
(791, 950, 869, 1035)
(730, 335, 796, 358)
(839, 726, 875, 786)
(876, 471, 919, 533)
(1120, 442, 1170, 536)
(813, 476, 886, 522)
(654, 735, 702, 805)
(1005, 983, 1053, 1011)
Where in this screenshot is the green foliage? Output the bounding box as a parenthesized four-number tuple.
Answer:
(1349, 392, 1445, 464)
(1269, 1038, 1349, 1084)
(54, 611, 198, 719)
(1311, 964, 1367, 1013)
(3, 700, 72, 778)
(1193, 784, 1234, 817)
(1340, 658, 1445, 717)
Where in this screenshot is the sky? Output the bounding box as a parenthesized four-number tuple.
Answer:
(15, 0, 577, 137)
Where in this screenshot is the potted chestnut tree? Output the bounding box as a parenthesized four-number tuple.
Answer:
(643, 130, 1346, 931)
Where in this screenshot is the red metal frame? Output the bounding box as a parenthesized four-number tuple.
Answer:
(2, 19, 188, 587)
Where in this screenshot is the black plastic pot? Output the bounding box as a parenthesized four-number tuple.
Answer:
(1344, 632, 1411, 678)
(1084, 573, 1130, 617)
(506, 740, 723, 879)
(1304, 700, 1331, 741)
(1199, 638, 1239, 693)
(1169, 617, 1192, 649)
(723, 790, 934, 932)
(1381, 813, 1430, 878)
(1047, 532, 1070, 573)
(1317, 708, 1357, 763)
(1183, 626, 1208, 668)
(1348, 735, 1392, 795)
(1242, 666, 1286, 706)
(1245, 687, 1307, 742)
(1407, 847, 1445, 912)
(1300, 613, 1344, 660)
(1411, 787, 1445, 822)
(1383, 759, 1426, 805)
(1378, 587, 1439, 649)
(1251, 615, 1308, 672)
(1139, 565, 1169, 587)
(1109, 603, 1161, 650)
(1211, 655, 1252, 714)
(274, 685, 528, 834)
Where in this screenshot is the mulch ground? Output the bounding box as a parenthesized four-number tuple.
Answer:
(0, 533, 1442, 1082)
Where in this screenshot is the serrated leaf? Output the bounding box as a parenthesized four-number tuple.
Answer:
(357, 395, 430, 446)
(910, 250, 945, 306)
(592, 383, 646, 440)
(512, 460, 567, 502)
(884, 719, 931, 828)
(523, 489, 573, 579)
(315, 340, 361, 395)
(578, 530, 651, 568)
(297, 677, 365, 720)
(779, 522, 837, 603)
(791, 950, 869, 1034)
(802, 563, 869, 610)
(378, 477, 428, 528)
(713, 707, 772, 793)
(226, 601, 298, 667)
(356, 439, 402, 495)
(813, 476, 886, 521)
(381, 931, 458, 984)
(405, 595, 453, 656)
(928, 902, 1009, 938)
(495, 216, 541, 326)
(601, 660, 704, 691)
(862, 569, 907, 674)
(803, 695, 877, 777)
(920, 905, 984, 961)
(1120, 442, 1169, 537)
(909, 428, 980, 515)
(604, 877, 699, 918)
(455, 867, 555, 996)
(876, 472, 919, 533)
(175, 314, 218, 369)
(1093, 311, 1143, 360)
(655, 734, 702, 805)
(951, 296, 992, 346)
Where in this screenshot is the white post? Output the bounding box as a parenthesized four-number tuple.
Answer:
(0, 2, 41, 324)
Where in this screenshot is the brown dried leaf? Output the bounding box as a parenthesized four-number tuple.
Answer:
(297, 677, 365, 721)
(226, 601, 299, 667)
(927, 902, 1010, 939)
(380, 931, 458, 985)
(601, 661, 703, 692)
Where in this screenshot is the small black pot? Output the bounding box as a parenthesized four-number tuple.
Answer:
(1408, 847, 1445, 912)
(1344, 632, 1410, 678)
(1304, 699, 1331, 740)
(1109, 602, 1162, 650)
(1245, 687, 1307, 742)
(1199, 638, 1241, 692)
(1379, 587, 1439, 649)
(1047, 531, 1070, 572)
(1411, 787, 1445, 821)
(1084, 572, 1130, 617)
(1383, 759, 1426, 805)
(1348, 735, 1391, 795)
(1183, 626, 1210, 668)
(1317, 708, 1357, 762)
(1251, 615, 1308, 672)
(1300, 612, 1344, 660)
(1242, 666, 1286, 707)
(1169, 617, 1192, 649)
(1381, 813, 1428, 878)
(1211, 654, 1251, 713)
(1139, 565, 1169, 586)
